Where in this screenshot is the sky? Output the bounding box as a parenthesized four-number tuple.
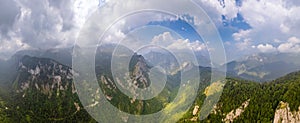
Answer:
(0, 0, 300, 61)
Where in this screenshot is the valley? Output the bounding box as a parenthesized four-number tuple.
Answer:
(0, 51, 299, 122)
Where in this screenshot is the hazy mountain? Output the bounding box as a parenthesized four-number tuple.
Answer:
(226, 53, 300, 82)
(0, 49, 299, 122)
(95, 48, 188, 116)
(0, 48, 213, 122)
(0, 57, 19, 86)
(13, 47, 73, 67)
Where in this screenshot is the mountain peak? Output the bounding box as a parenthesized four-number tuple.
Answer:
(130, 53, 151, 88)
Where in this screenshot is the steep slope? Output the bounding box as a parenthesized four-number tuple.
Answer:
(273, 101, 300, 123)
(6, 55, 95, 122)
(0, 51, 300, 122)
(0, 92, 10, 122)
(0, 58, 18, 87)
(180, 71, 300, 122)
(96, 53, 181, 115)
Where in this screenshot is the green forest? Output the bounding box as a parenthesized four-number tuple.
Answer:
(0, 56, 299, 122)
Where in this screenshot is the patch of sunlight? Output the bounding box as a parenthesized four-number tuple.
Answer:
(204, 81, 224, 97)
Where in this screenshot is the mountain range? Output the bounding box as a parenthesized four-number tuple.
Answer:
(6, 46, 300, 82)
(0, 47, 299, 122)
(226, 53, 300, 82)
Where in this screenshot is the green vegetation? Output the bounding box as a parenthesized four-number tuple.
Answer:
(0, 56, 97, 123)
(0, 96, 11, 122)
(0, 55, 299, 122)
(6, 82, 96, 122)
(180, 71, 300, 122)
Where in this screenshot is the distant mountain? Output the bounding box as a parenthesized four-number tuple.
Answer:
(0, 51, 193, 121)
(95, 50, 184, 115)
(0, 59, 7, 83)
(226, 53, 300, 82)
(0, 57, 18, 86)
(143, 50, 178, 72)
(0, 48, 300, 122)
(13, 47, 73, 67)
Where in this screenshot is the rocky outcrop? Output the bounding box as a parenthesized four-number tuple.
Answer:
(274, 101, 300, 123)
(6, 55, 93, 122)
(192, 105, 200, 116)
(15, 56, 75, 99)
(223, 99, 250, 123)
(131, 54, 150, 88)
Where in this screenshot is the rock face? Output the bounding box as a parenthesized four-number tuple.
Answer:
(126, 54, 151, 103)
(15, 55, 75, 97)
(274, 101, 300, 123)
(192, 105, 200, 116)
(223, 99, 250, 123)
(8, 55, 94, 122)
(131, 54, 151, 88)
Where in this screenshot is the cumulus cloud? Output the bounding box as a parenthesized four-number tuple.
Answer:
(79, 0, 220, 46)
(251, 37, 300, 54)
(278, 37, 300, 53)
(0, 0, 226, 61)
(232, 0, 300, 49)
(0, 0, 20, 37)
(0, 0, 100, 59)
(0, 37, 30, 59)
(151, 32, 207, 52)
(235, 38, 252, 50)
(151, 32, 175, 47)
(196, 0, 239, 21)
(255, 43, 277, 53)
(233, 30, 251, 41)
(199, 0, 300, 56)
(14, 0, 81, 48)
(1, 0, 299, 60)
(232, 30, 253, 50)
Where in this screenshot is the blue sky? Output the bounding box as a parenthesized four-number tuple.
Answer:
(147, 12, 252, 45)
(148, 18, 203, 42)
(0, 0, 300, 62)
(145, 12, 254, 61)
(140, 0, 300, 61)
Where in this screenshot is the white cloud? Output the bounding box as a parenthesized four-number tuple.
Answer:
(73, 0, 100, 28)
(252, 37, 300, 53)
(151, 32, 207, 52)
(189, 41, 207, 51)
(0, 34, 30, 59)
(0, 0, 226, 60)
(198, 0, 300, 55)
(0, 0, 19, 37)
(278, 37, 300, 53)
(232, 0, 300, 48)
(196, 0, 239, 23)
(233, 30, 251, 41)
(235, 38, 252, 50)
(255, 43, 277, 53)
(151, 32, 174, 47)
(1, 0, 299, 60)
(280, 23, 290, 33)
(0, 0, 101, 59)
